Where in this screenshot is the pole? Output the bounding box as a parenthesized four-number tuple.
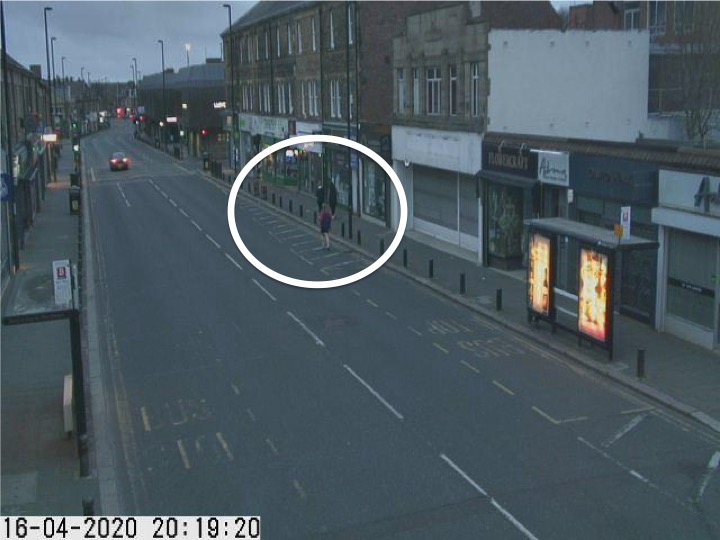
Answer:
(158, 40, 165, 150)
(50, 37, 57, 126)
(43, 7, 53, 130)
(132, 57, 138, 113)
(1, 0, 20, 271)
(346, 0, 353, 239)
(223, 4, 236, 175)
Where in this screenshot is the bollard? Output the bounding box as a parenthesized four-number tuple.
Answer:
(496, 288, 503, 311)
(82, 498, 95, 516)
(403, 248, 408, 267)
(460, 273, 466, 295)
(300, 204, 303, 218)
(279, 196, 283, 208)
(357, 230, 362, 246)
(429, 259, 434, 279)
(289, 200, 293, 213)
(313, 211, 317, 224)
(637, 349, 646, 379)
(341, 222, 345, 238)
(272, 193, 276, 205)
(79, 434, 90, 478)
(380, 239, 385, 256)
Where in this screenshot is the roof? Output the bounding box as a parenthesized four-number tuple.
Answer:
(481, 1, 563, 30)
(525, 217, 659, 251)
(484, 132, 720, 175)
(222, 1, 310, 35)
(139, 62, 224, 90)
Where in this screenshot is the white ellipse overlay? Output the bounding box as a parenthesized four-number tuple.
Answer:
(227, 134, 408, 289)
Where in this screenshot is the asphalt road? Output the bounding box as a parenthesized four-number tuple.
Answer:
(84, 121, 720, 539)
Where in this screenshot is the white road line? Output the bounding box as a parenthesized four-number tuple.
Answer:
(630, 470, 648, 483)
(177, 440, 191, 469)
(434, 343, 449, 354)
(366, 299, 379, 308)
(603, 414, 646, 448)
(246, 408, 256, 422)
(440, 453, 538, 540)
(385, 311, 397, 320)
(343, 364, 404, 421)
(191, 220, 203, 232)
(287, 311, 325, 347)
(169, 198, 178, 207)
(621, 406, 654, 415)
(140, 407, 151, 431)
(216, 432, 234, 461)
(117, 185, 130, 207)
(351, 290, 362, 297)
(179, 208, 189, 218)
(408, 326, 422, 337)
(532, 406, 560, 425)
(293, 479, 307, 500)
(696, 451, 720, 502)
(160, 190, 168, 198)
(205, 234, 221, 249)
(265, 438, 279, 456)
(231, 383, 240, 395)
(252, 278, 277, 301)
(493, 380, 515, 396)
(225, 253, 244, 270)
(460, 360, 480, 374)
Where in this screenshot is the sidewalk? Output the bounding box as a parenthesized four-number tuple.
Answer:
(1, 144, 99, 515)
(204, 158, 720, 435)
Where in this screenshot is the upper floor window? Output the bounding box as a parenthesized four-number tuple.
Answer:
(426, 67, 441, 115)
(412, 68, 420, 115)
(396, 68, 406, 114)
(471, 62, 481, 117)
(449, 65, 457, 116)
(649, 0, 667, 35)
(287, 24, 293, 55)
(347, 4, 354, 45)
(288, 82, 294, 115)
(312, 16, 317, 51)
(330, 79, 342, 118)
(265, 31, 269, 60)
(255, 34, 259, 61)
(674, 1, 694, 34)
(329, 11, 335, 50)
(297, 21, 303, 53)
(301, 81, 306, 117)
(624, 2, 640, 30)
(277, 27, 281, 57)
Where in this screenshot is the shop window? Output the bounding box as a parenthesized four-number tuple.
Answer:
(488, 183, 523, 259)
(362, 160, 386, 219)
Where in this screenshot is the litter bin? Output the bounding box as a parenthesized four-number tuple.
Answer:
(69, 186, 81, 214)
(70, 172, 80, 187)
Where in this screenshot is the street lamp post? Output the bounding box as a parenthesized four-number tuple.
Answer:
(61, 56, 67, 128)
(43, 6, 53, 130)
(223, 3, 236, 174)
(185, 43, 191, 67)
(158, 39, 166, 151)
(132, 57, 138, 113)
(50, 36, 57, 126)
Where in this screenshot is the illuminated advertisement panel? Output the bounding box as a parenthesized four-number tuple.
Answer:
(578, 248, 610, 343)
(528, 233, 552, 316)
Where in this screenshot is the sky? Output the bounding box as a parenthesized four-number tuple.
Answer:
(2, 0, 256, 83)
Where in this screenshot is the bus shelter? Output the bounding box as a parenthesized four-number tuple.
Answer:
(525, 217, 658, 359)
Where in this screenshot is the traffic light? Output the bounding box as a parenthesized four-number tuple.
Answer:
(201, 128, 209, 138)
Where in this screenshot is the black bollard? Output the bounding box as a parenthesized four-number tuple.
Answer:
(460, 273, 466, 295)
(357, 230, 362, 246)
(496, 288, 503, 311)
(313, 211, 317, 224)
(403, 248, 408, 267)
(429, 259, 434, 279)
(272, 193, 276, 205)
(380, 239, 385, 256)
(637, 349, 646, 379)
(82, 498, 95, 516)
(341, 222, 345, 238)
(279, 196, 283, 208)
(300, 204, 304, 218)
(79, 434, 90, 478)
(289, 200, 293, 213)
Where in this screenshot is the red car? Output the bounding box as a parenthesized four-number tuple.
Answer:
(109, 152, 130, 171)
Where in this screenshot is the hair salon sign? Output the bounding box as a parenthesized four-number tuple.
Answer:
(536, 150, 569, 187)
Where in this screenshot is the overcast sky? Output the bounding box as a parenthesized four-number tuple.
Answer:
(2, 0, 256, 83)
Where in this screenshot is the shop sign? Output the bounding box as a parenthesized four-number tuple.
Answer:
(570, 155, 657, 204)
(659, 170, 720, 216)
(482, 142, 537, 179)
(259, 116, 288, 139)
(536, 150, 569, 186)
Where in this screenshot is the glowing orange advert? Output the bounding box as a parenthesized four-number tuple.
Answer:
(528, 234, 551, 316)
(578, 248, 609, 342)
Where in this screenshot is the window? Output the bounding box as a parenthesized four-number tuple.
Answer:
(311, 80, 319, 116)
(471, 62, 480, 117)
(242, 85, 248, 111)
(287, 24, 292, 55)
(264, 84, 271, 113)
(312, 16, 317, 51)
(277, 27, 281, 57)
(255, 34, 259, 61)
(396, 69, 406, 114)
(265, 31, 269, 59)
(426, 67, 441, 115)
(674, 1, 694, 34)
(249, 85, 254, 111)
(412, 68, 420, 114)
(277, 83, 285, 114)
(349, 84, 354, 120)
(288, 82, 293, 115)
(330, 80, 342, 118)
(297, 21, 303, 53)
(449, 65, 457, 116)
(239, 40, 244, 64)
(623, 2, 640, 30)
(301, 81, 306, 117)
(649, 0, 666, 35)
(329, 11, 335, 49)
(347, 4, 354, 45)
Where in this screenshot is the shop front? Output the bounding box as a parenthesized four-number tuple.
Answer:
(360, 126, 393, 224)
(652, 170, 720, 350)
(568, 155, 658, 324)
(257, 116, 289, 184)
(295, 121, 323, 195)
(323, 125, 358, 212)
(479, 142, 539, 270)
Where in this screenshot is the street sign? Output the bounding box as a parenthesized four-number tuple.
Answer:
(53, 260, 73, 308)
(620, 206, 631, 240)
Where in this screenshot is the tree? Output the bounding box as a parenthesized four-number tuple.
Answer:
(678, 1, 720, 145)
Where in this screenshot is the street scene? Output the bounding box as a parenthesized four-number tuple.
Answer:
(2, 1, 720, 539)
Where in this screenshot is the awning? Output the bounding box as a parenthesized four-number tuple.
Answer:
(525, 217, 658, 251)
(476, 169, 538, 189)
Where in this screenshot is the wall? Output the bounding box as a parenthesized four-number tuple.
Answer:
(487, 30, 649, 142)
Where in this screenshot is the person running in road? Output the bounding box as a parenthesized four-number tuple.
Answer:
(319, 203, 333, 250)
